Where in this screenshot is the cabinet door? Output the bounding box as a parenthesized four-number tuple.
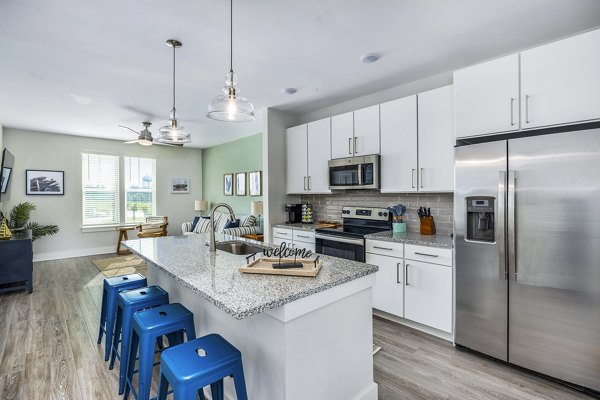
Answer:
(307, 118, 332, 193)
(331, 111, 354, 159)
(454, 54, 519, 138)
(380, 96, 418, 192)
(272, 236, 293, 249)
(293, 240, 315, 253)
(366, 253, 404, 317)
(286, 124, 308, 194)
(418, 85, 455, 191)
(521, 29, 600, 129)
(353, 105, 380, 155)
(404, 260, 452, 333)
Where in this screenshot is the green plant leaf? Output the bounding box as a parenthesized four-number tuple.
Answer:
(24, 221, 59, 241)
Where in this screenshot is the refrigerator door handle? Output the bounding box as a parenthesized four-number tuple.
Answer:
(498, 171, 507, 280)
(508, 170, 517, 282)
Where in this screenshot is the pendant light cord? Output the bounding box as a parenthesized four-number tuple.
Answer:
(172, 44, 176, 117)
(230, 0, 233, 74)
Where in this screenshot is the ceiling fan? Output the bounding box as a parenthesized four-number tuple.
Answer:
(119, 122, 183, 147)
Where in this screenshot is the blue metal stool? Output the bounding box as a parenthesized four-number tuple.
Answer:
(157, 334, 248, 400)
(111, 285, 169, 395)
(124, 303, 197, 400)
(97, 273, 147, 361)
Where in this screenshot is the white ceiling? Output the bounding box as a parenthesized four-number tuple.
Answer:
(1, 0, 599, 148)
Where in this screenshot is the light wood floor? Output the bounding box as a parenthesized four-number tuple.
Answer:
(0, 255, 595, 400)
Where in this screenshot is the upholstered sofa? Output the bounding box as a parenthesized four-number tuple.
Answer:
(182, 211, 259, 237)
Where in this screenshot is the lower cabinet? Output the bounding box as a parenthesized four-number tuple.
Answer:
(272, 227, 315, 252)
(404, 260, 452, 333)
(365, 253, 404, 317)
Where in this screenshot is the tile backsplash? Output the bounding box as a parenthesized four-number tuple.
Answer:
(300, 190, 454, 236)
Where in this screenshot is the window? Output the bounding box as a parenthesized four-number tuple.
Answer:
(124, 156, 156, 224)
(82, 153, 120, 226)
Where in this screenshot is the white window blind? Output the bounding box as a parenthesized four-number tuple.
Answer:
(82, 153, 120, 226)
(124, 156, 156, 224)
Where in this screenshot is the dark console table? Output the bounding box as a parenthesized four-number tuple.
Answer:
(0, 230, 33, 294)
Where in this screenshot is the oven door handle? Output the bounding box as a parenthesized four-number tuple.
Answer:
(314, 233, 364, 246)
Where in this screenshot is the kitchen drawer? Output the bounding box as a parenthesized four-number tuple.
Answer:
(405, 244, 452, 266)
(273, 227, 293, 239)
(293, 230, 315, 243)
(366, 240, 404, 258)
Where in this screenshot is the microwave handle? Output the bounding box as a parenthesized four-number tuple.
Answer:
(358, 163, 363, 186)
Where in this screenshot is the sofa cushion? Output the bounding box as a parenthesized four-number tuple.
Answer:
(191, 216, 201, 232)
(224, 218, 240, 229)
(241, 215, 256, 227)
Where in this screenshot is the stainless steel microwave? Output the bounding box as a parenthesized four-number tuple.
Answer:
(328, 155, 380, 190)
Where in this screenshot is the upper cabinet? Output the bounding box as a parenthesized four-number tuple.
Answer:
(418, 86, 454, 192)
(454, 54, 520, 138)
(520, 29, 600, 130)
(331, 106, 380, 159)
(455, 28, 600, 138)
(286, 118, 331, 194)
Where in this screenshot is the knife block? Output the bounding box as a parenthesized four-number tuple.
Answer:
(420, 216, 436, 235)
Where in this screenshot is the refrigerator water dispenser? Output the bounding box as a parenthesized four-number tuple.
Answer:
(466, 196, 495, 242)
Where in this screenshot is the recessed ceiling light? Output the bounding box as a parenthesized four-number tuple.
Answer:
(361, 53, 380, 64)
(282, 87, 298, 95)
(70, 94, 91, 105)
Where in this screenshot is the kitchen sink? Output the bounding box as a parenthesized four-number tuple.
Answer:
(215, 241, 265, 255)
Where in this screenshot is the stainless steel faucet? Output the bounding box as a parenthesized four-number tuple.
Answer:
(209, 203, 237, 252)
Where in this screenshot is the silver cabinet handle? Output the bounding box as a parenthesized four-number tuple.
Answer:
(414, 252, 438, 257)
(374, 246, 393, 251)
(297, 235, 310, 239)
(397, 262, 402, 284)
(303, 176, 307, 191)
(525, 94, 530, 124)
(277, 232, 289, 236)
(405, 263, 409, 285)
(348, 138, 352, 155)
(354, 137, 358, 154)
(411, 168, 416, 188)
(307, 176, 311, 191)
(510, 97, 515, 126)
(498, 171, 507, 281)
(420, 168, 424, 188)
(508, 170, 517, 282)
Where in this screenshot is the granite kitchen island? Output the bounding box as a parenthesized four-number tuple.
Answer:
(124, 233, 378, 400)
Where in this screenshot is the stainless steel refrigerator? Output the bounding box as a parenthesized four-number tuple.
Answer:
(454, 125, 600, 392)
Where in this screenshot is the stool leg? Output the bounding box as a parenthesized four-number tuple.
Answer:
(210, 380, 224, 400)
(198, 388, 207, 400)
(109, 305, 122, 370)
(104, 290, 118, 361)
(137, 333, 155, 400)
(173, 384, 197, 400)
(97, 287, 107, 344)
(118, 306, 135, 394)
(123, 329, 139, 399)
(183, 320, 196, 341)
(232, 362, 248, 400)
(157, 371, 169, 400)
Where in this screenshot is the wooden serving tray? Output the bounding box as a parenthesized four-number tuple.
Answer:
(239, 257, 323, 277)
(316, 221, 339, 228)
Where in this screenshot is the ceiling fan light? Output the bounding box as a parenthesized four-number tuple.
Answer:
(138, 138, 153, 146)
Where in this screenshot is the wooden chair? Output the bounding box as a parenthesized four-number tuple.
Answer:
(137, 216, 168, 238)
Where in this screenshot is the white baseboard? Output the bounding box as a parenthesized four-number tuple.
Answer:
(33, 246, 115, 262)
(373, 309, 454, 342)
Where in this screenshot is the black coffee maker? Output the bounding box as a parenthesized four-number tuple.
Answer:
(285, 204, 302, 224)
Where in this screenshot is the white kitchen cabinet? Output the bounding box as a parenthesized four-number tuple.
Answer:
(286, 124, 308, 194)
(273, 227, 315, 252)
(454, 53, 520, 138)
(272, 236, 292, 249)
(366, 252, 404, 317)
(418, 86, 454, 192)
(380, 96, 418, 192)
(331, 111, 354, 159)
(286, 118, 331, 194)
(404, 260, 452, 333)
(521, 29, 600, 129)
(307, 118, 331, 193)
(353, 105, 380, 156)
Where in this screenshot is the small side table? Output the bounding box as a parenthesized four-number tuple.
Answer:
(116, 226, 136, 255)
(241, 233, 264, 242)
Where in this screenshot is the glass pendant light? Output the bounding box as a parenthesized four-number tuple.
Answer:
(157, 39, 192, 144)
(207, 0, 255, 122)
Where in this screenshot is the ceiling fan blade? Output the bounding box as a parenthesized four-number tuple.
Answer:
(118, 125, 140, 135)
(123, 140, 138, 144)
(156, 142, 184, 147)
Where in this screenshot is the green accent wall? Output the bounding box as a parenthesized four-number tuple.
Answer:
(202, 133, 263, 215)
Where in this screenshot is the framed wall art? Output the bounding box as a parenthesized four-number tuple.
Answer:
(248, 171, 262, 196)
(235, 172, 246, 196)
(224, 173, 233, 196)
(26, 170, 64, 195)
(170, 177, 190, 193)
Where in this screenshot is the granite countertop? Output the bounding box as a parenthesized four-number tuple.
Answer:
(123, 233, 377, 320)
(365, 231, 454, 249)
(272, 223, 318, 232)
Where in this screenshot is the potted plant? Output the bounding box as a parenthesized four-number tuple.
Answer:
(8, 202, 59, 241)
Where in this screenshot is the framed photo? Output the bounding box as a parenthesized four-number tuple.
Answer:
(223, 173, 233, 196)
(1, 167, 12, 194)
(235, 172, 246, 196)
(248, 171, 262, 196)
(170, 177, 190, 194)
(26, 170, 64, 195)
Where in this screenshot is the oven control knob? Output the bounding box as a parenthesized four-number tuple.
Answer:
(378, 212, 383, 216)
(383, 212, 388, 217)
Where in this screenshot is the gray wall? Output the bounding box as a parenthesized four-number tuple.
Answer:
(2, 128, 203, 261)
(300, 191, 453, 237)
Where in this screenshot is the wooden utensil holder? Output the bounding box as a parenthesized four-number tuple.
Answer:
(420, 216, 436, 235)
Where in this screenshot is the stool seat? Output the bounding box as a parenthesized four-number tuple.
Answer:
(158, 334, 248, 400)
(97, 273, 147, 361)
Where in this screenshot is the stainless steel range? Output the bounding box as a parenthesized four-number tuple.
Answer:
(315, 206, 392, 262)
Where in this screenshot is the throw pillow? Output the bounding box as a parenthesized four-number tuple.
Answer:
(243, 215, 257, 227)
(191, 216, 201, 232)
(224, 218, 240, 229)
